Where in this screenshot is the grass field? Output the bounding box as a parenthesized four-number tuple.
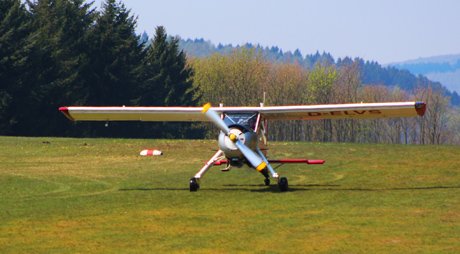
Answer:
(1, 136, 460, 253)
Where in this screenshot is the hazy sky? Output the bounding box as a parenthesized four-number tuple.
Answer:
(91, 0, 460, 64)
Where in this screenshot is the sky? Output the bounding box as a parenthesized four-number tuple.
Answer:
(91, 0, 460, 64)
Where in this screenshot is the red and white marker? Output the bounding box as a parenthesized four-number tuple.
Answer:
(140, 149, 163, 156)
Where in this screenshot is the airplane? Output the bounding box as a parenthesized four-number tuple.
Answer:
(59, 101, 426, 192)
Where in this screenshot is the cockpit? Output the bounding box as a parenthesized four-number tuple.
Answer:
(223, 113, 258, 131)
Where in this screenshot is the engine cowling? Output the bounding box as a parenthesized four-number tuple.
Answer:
(218, 127, 258, 159)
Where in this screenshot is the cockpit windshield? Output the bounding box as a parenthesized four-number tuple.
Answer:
(223, 113, 258, 131)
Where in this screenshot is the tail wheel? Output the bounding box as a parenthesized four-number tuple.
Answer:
(190, 177, 199, 192)
(278, 177, 288, 192)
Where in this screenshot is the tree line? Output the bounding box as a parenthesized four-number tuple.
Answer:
(179, 39, 460, 106)
(1, 0, 459, 145)
(189, 48, 460, 145)
(1, 0, 198, 138)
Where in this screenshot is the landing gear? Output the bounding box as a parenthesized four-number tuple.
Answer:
(264, 178, 270, 186)
(190, 177, 199, 192)
(278, 177, 288, 192)
(190, 150, 225, 192)
(260, 169, 271, 186)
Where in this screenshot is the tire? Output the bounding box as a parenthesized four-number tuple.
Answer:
(278, 177, 288, 192)
(190, 177, 199, 192)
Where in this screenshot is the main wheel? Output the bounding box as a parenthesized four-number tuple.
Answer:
(278, 177, 288, 192)
(190, 177, 199, 192)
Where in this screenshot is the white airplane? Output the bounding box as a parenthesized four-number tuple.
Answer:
(60, 101, 426, 192)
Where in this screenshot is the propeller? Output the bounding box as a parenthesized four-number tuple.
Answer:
(202, 103, 266, 171)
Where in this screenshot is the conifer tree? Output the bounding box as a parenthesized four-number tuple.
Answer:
(0, 0, 32, 134)
(136, 26, 199, 107)
(18, 0, 96, 136)
(134, 26, 200, 138)
(71, 0, 146, 137)
(81, 0, 145, 107)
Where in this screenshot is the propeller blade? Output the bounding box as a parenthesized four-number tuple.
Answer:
(202, 103, 266, 171)
(234, 140, 267, 171)
(202, 103, 229, 135)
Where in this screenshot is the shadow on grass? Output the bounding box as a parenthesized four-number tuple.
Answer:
(119, 185, 460, 193)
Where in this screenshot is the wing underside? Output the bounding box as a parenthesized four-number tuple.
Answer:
(59, 106, 209, 122)
(59, 102, 426, 122)
(259, 102, 426, 120)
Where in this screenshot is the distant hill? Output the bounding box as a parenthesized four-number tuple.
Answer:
(389, 54, 460, 93)
(388, 54, 460, 65)
(174, 38, 459, 106)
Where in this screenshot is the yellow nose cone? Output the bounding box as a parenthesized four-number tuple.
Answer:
(229, 133, 237, 141)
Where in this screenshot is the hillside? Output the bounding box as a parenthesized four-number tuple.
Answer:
(388, 54, 460, 65)
(389, 54, 460, 93)
(177, 38, 460, 106)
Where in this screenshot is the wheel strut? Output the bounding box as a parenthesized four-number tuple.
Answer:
(264, 178, 270, 186)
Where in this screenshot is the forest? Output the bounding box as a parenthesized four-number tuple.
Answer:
(178, 38, 460, 106)
(1, 0, 459, 145)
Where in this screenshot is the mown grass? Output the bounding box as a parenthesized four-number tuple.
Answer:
(1, 136, 459, 253)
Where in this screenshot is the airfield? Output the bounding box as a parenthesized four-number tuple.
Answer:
(1, 136, 459, 253)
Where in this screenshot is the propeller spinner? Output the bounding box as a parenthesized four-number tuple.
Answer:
(202, 103, 266, 171)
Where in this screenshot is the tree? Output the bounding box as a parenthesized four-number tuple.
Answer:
(133, 26, 200, 138)
(26, 0, 97, 136)
(0, 0, 96, 136)
(0, 0, 32, 134)
(191, 47, 268, 107)
(335, 60, 362, 142)
(73, 0, 145, 137)
(305, 64, 338, 142)
(136, 26, 198, 107)
(80, 0, 144, 107)
(264, 62, 308, 141)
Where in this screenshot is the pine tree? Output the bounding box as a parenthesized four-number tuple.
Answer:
(134, 26, 201, 138)
(81, 0, 145, 107)
(136, 26, 199, 107)
(0, 0, 32, 134)
(16, 0, 97, 136)
(70, 0, 146, 137)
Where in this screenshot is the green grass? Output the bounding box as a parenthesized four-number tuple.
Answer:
(1, 136, 460, 253)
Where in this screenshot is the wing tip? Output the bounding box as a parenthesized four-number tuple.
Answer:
(59, 107, 75, 121)
(415, 102, 426, 116)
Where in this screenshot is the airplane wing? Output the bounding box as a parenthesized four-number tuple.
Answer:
(59, 106, 209, 122)
(257, 101, 426, 120)
(59, 102, 425, 122)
